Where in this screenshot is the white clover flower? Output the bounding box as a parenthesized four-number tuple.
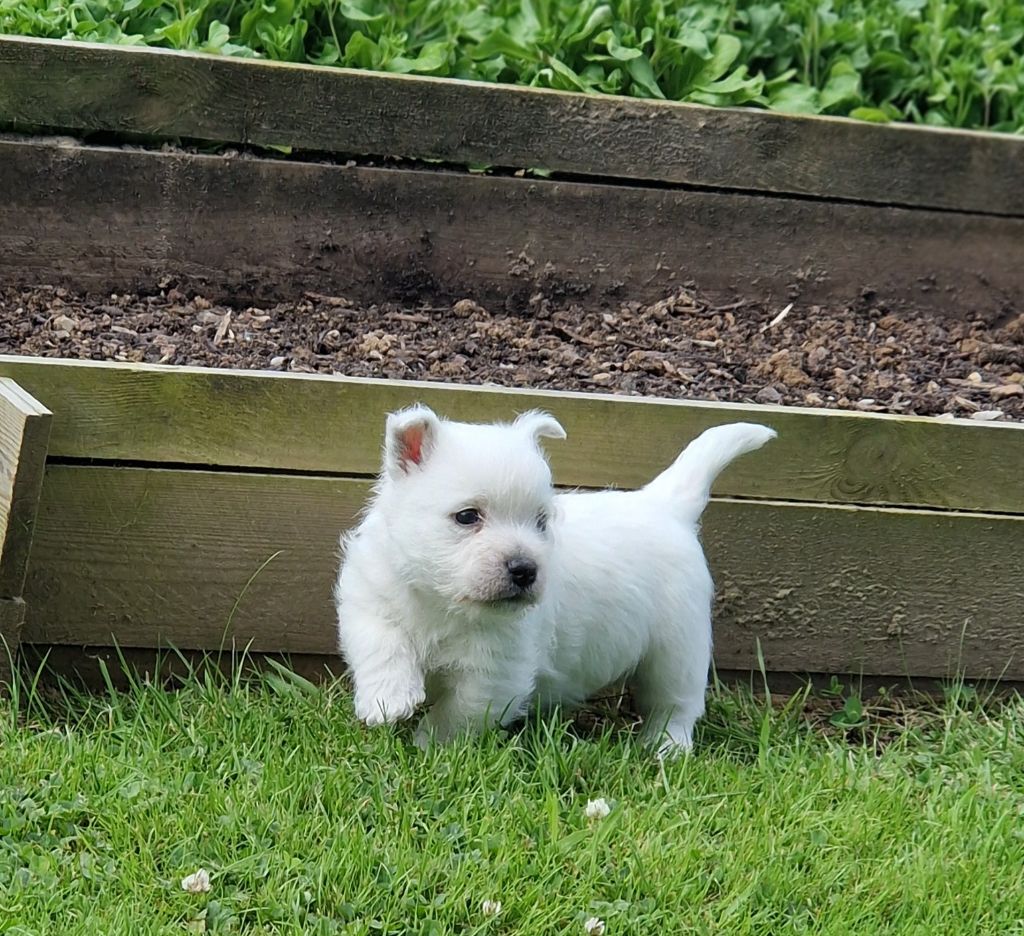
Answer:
(583, 916, 606, 935)
(583, 798, 611, 821)
(180, 868, 211, 893)
(481, 899, 502, 917)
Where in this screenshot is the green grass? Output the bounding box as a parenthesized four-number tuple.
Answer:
(2, 661, 1024, 935)
(2, 0, 1023, 132)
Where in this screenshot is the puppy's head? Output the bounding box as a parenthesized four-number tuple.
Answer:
(376, 405, 565, 618)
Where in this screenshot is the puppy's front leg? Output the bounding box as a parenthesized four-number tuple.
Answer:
(342, 615, 426, 727)
(414, 665, 533, 748)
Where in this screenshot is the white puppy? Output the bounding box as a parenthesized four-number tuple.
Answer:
(335, 406, 775, 754)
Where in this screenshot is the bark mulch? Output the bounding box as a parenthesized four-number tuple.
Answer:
(3, 284, 1023, 421)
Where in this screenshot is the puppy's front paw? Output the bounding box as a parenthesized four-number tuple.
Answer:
(354, 682, 425, 726)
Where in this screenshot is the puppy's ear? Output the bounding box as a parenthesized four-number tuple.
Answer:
(515, 410, 566, 443)
(384, 405, 440, 477)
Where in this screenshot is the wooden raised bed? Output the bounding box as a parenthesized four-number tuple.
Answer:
(0, 377, 51, 686)
(1, 36, 1023, 315)
(0, 355, 1022, 688)
(0, 37, 1022, 688)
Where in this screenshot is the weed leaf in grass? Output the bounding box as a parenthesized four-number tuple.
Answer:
(829, 693, 867, 729)
(263, 657, 319, 697)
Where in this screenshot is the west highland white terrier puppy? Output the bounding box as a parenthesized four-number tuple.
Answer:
(335, 406, 775, 754)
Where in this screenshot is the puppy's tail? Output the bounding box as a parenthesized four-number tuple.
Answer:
(643, 423, 777, 524)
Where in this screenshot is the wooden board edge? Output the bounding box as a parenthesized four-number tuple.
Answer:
(1, 355, 1021, 516)
(2, 352, 1020, 431)
(0, 376, 52, 418)
(1, 35, 1023, 217)
(0, 378, 53, 598)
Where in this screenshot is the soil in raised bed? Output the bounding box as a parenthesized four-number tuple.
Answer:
(2, 283, 1023, 422)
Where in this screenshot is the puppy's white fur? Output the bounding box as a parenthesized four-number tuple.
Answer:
(335, 407, 775, 754)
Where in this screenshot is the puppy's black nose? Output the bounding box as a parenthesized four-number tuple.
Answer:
(506, 557, 537, 590)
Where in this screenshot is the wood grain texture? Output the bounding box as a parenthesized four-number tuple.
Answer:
(0, 378, 52, 598)
(1, 36, 1023, 217)
(2, 136, 1024, 316)
(25, 466, 1024, 679)
(3, 356, 1022, 515)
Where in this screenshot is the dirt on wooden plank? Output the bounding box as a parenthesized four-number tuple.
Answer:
(2, 283, 1023, 422)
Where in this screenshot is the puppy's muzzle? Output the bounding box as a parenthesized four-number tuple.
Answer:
(506, 556, 537, 591)
(481, 556, 539, 605)
(473, 557, 540, 606)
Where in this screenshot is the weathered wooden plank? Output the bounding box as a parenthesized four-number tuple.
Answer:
(2, 356, 1022, 515)
(0, 375, 49, 685)
(0, 378, 52, 598)
(1, 36, 1022, 217)
(24, 467, 366, 655)
(24, 466, 1024, 680)
(2, 136, 1023, 315)
(705, 501, 1024, 678)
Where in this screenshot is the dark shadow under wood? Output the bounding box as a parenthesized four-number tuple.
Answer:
(20, 647, 1021, 700)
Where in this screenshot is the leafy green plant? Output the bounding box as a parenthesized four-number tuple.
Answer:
(2, 0, 1022, 131)
(829, 691, 868, 729)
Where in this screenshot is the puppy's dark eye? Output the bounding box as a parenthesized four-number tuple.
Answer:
(536, 512, 549, 532)
(454, 508, 482, 526)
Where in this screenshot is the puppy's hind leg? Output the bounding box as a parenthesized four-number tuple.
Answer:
(632, 630, 712, 757)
